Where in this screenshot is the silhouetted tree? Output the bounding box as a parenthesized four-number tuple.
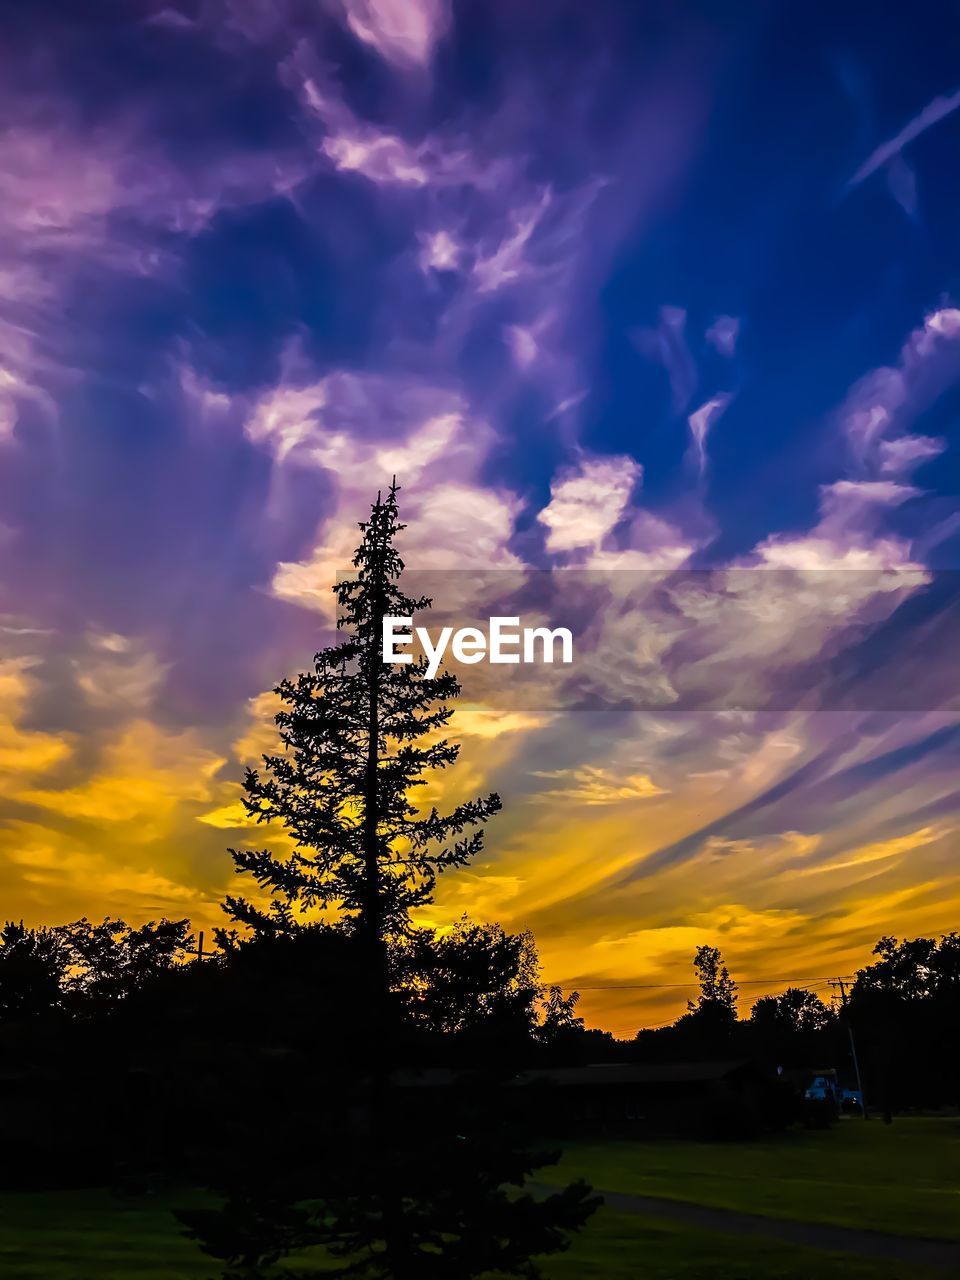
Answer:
(637, 945, 741, 1061)
(854, 933, 960, 999)
(57, 916, 193, 1011)
(0, 921, 67, 1023)
(221, 482, 500, 1009)
(397, 919, 541, 1046)
(748, 986, 835, 1069)
(688, 944, 738, 1019)
(851, 933, 960, 1116)
(395, 921, 591, 1065)
(536, 985, 585, 1048)
(183, 484, 596, 1278)
(750, 987, 832, 1037)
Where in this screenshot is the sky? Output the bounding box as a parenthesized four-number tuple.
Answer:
(2, 0, 960, 1035)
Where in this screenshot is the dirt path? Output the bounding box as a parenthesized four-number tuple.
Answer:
(587, 1187, 960, 1271)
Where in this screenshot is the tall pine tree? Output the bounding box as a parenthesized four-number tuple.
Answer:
(222, 480, 501, 1004)
(182, 483, 597, 1279)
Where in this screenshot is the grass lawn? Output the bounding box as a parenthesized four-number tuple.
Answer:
(546, 1209, 940, 1279)
(540, 1116, 960, 1241)
(1, 1118, 955, 1279)
(0, 1192, 939, 1280)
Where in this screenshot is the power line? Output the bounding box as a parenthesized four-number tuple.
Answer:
(566, 974, 857, 991)
(592, 975, 859, 1037)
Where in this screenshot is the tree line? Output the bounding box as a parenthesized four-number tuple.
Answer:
(634, 937, 960, 1120)
(1, 485, 598, 1280)
(1, 484, 957, 1275)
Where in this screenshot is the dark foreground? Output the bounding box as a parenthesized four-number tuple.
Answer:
(4, 1118, 958, 1279)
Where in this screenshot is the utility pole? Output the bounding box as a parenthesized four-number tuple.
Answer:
(197, 930, 204, 964)
(832, 978, 867, 1119)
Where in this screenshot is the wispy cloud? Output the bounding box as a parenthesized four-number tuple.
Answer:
(538, 456, 642, 553)
(2, 2, 960, 1037)
(531, 765, 668, 806)
(687, 393, 731, 477)
(338, 0, 451, 69)
(847, 86, 960, 191)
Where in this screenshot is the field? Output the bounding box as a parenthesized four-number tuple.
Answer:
(1, 1118, 957, 1279)
(541, 1115, 960, 1240)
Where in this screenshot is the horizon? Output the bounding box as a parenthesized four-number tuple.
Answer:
(3, 0, 960, 1038)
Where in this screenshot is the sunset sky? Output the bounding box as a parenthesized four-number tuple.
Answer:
(2, 0, 960, 1035)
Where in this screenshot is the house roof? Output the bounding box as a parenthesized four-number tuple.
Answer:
(393, 1060, 755, 1089)
(513, 1060, 754, 1087)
